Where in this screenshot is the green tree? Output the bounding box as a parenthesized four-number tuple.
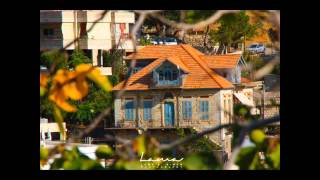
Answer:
(66, 83, 112, 125)
(210, 11, 262, 54)
(143, 10, 216, 41)
(139, 37, 152, 45)
(68, 49, 91, 68)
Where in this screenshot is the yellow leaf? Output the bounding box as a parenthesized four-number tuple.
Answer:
(76, 76, 89, 97)
(49, 88, 77, 112)
(75, 64, 93, 73)
(53, 105, 65, 133)
(53, 69, 69, 84)
(62, 76, 88, 100)
(40, 73, 48, 87)
(87, 68, 112, 92)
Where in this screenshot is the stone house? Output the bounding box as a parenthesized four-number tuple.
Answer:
(110, 45, 254, 158)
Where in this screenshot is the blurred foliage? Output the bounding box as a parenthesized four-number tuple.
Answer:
(271, 63, 280, 75)
(40, 49, 68, 73)
(68, 49, 91, 68)
(66, 83, 112, 124)
(103, 50, 126, 86)
(50, 146, 105, 170)
(40, 50, 113, 133)
(41, 132, 279, 170)
(236, 129, 280, 170)
(234, 104, 260, 121)
(139, 37, 152, 45)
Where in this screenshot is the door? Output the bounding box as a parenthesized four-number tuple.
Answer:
(164, 102, 175, 126)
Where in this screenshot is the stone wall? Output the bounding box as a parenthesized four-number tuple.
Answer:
(114, 89, 234, 146)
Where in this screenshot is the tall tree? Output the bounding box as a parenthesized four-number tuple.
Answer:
(210, 11, 262, 54)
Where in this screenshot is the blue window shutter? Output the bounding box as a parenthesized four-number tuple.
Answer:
(189, 102, 192, 118)
(125, 100, 134, 121)
(182, 101, 187, 119)
(204, 101, 208, 119)
(143, 101, 152, 121)
(182, 101, 185, 119)
(182, 101, 192, 119)
(200, 100, 209, 120)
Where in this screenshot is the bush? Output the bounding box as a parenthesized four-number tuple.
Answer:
(139, 38, 152, 45)
(68, 49, 91, 68)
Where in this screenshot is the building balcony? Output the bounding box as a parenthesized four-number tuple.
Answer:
(152, 79, 182, 89)
(157, 79, 180, 86)
(97, 67, 112, 76)
(40, 38, 112, 50)
(40, 39, 64, 50)
(115, 34, 134, 52)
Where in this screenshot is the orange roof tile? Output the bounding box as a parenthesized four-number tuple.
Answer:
(113, 45, 234, 91)
(166, 56, 190, 73)
(200, 54, 241, 69)
(125, 45, 204, 60)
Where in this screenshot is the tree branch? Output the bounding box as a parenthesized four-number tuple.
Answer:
(148, 10, 240, 31)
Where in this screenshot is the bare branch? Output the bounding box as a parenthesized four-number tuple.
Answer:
(61, 10, 109, 51)
(149, 10, 240, 31)
(254, 55, 280, 80)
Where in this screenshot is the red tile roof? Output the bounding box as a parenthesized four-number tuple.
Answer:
(200, 54, 241, 69)
(113, 45, 234, 91)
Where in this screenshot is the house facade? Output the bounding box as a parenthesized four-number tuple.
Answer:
(111, 45, 255, 158)
(40, 10, 135, 75)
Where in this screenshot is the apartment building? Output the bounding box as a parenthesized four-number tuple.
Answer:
(40, 10, 135, 75)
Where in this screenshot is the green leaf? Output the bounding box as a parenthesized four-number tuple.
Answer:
(40, 87, 47, 96)
(134, 135, 146, 156)
(250, 129, 266, 145)
(266, 144, 280, 169)
(183, 154, 208, 170)
(235, 146, 258, 170)
(40, 147, 49, 160)
(95, 145, 114, 159)
(124, 161, 151, 170)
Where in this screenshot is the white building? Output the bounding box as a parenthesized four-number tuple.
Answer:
(40, 10, 135, 75)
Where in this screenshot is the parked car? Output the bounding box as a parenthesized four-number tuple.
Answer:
(150, 37, 163, 45)
(247, 43, 265, 54)
(163, 38, 178, 45)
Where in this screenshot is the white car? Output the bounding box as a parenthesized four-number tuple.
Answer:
(150, 38, 163, 45)
(163, 38, 178, 45)
(247, 43, 265, 54)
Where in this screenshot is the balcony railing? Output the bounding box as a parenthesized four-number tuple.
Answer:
(98, 67, 112, 76)
(158, 79, 180, 86)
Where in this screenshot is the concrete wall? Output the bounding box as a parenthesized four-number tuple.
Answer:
(40, 10, 134, 51)
(40, 10, 135, 23)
